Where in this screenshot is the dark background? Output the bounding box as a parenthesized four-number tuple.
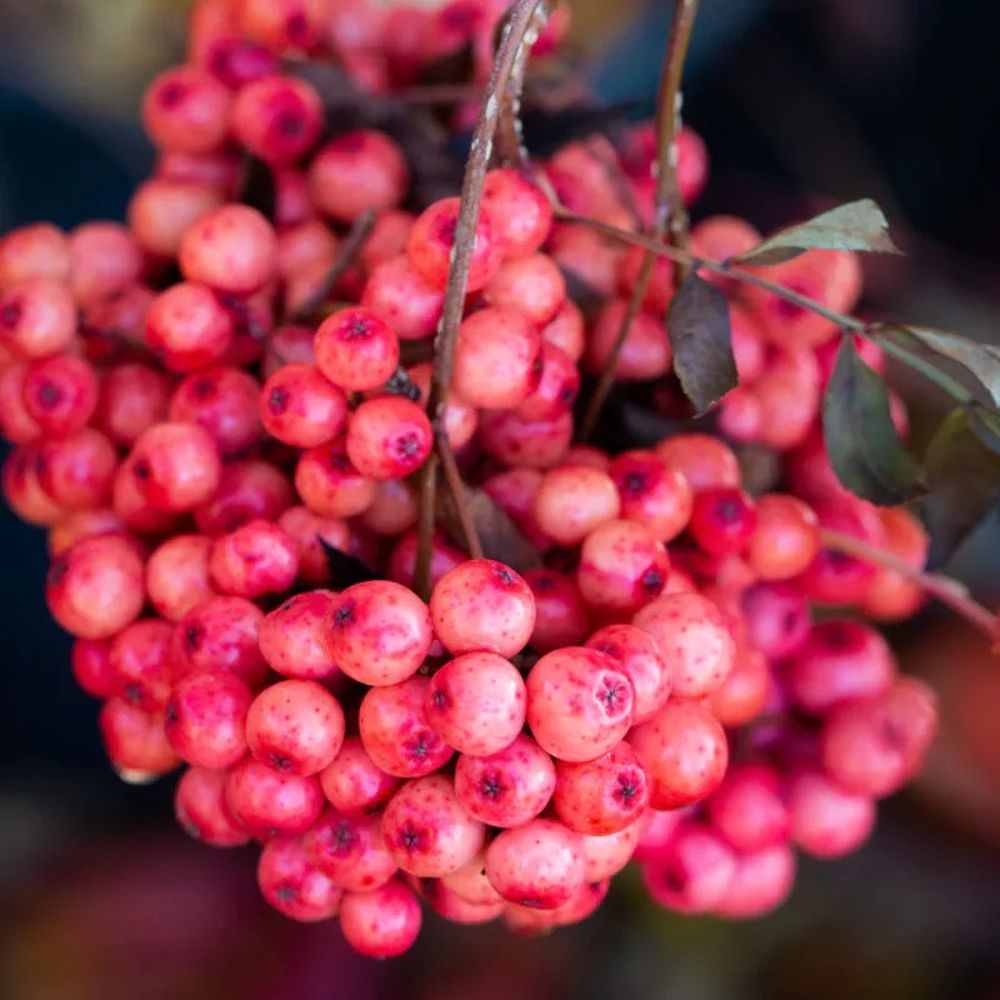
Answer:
(1, 2, 998, 998)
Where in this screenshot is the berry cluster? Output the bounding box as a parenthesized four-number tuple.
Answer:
(0, 0, 941, 960)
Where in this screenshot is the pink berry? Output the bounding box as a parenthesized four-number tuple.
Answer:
(318, 736, 400, 815)
(585, 624, 671, 725)
(257, 835, 343, 922)
(165, 670, 252, 768)
(225, 757, 323, 837)
(338, 879, 422, 958)
(553, 742, 650, 835)
(259, 591, 338, 680)
(174, 766, 249, 847)
(707, 764, 790, 852)
(485, 818, 585, 910)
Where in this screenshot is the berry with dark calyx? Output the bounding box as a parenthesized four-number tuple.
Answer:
(258, 835, 343, 923)
(640, 821, 736, 915)
(231, 74, 323, 165)
(142, 65, 232, 156)
(171, 595, 269, 688)
(295, 437, 377, 519)
(23, 355, 99, 437)
(164, 670, 252, 769)
(585, 623, 671, 725)
(168, 366, 262, 457)
(174, 766, 250, 847)
(225, 757, 324, 838)
(552, 742, 650, 836)
(110, 618, 174, 711)
(126, 422, 222, 513)
(146, 534, 216, 623)
(689, 488, 757, 556)
(259, 591, 337, 680)
(315, 306, 401, 392)
(609, 449, 693, 543)
(209, 518, 300, 598)
(524, 570, 591, 653)
(0, 278, 76, 359)
(99, 698, 179, 780)
(303, 808, 398, 892)
(741, 581, 811, 660)
(345, 396, 433, 480)
(577, 518, 670, 614)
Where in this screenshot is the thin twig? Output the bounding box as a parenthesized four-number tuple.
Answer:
(288, 209, 376, 323)
(438, 437, 484, 559)
(578, 0, 700, 440)
(819, 528, 997, 639)
(413, 453, 438, 601)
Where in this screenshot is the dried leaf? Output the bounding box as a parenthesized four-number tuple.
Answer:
(438, 487, 542, 575)
(735, 198, 900, 266)
(923, 409, 1000, 566)
(886, 325, 1000, 407)
(320, 539, 377, 588)
(823, 336, 924, 505)
(667, 273, 738, 416)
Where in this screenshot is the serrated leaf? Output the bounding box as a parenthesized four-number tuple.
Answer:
(887, 325, 1000, 407)
(667, 274, 738, 416)
(438, 487, 542, 575)
(923, 409, 1000, 566)
(735, 199, 900, 266)
(319, 539, 377, 588)
(823, 336, 924, 505)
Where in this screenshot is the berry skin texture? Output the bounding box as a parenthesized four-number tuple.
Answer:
(146, 534, 216, 622)
(747, 493, 819, 581)
(640, 822, 736, 915)
(225, 757, 324, 837)
(655, 434, 740, 493)
(96, 361, 171, 448)
(609, 449, 693, 543)
(345, 396, 433, 480)
(441, 850, 503, 906)
(259, 591, 337, 680)
(209, 518, 300, 598)
(525, 647, 635, 763)
(303, 809, 398, 892)
(46, 534, 145, 639)
(174, 766, 249, 847)
(165, 670, 252, 769)
(788, 767, 876, 858)
(452, 306, 541, 409)
(319, 736, 400, 815)
(480, 168, 553, 257)
(23, 355, 99, 437)
(553, 742, 650, 836)
(329, 580, 432, 686)
(142, 65, 232, 155)
(716, 843, 796, 920)
(314, 306, 401, 392)
(524, 570, 591, 653)
(707, 764, 790, 852)
(585, 624, 671, 725)
(71, 637, 116, 698)
(110, 618, 174, 711)
(381, 774, 486, 878)
(426, 652, 527, 756)
(0, 278, 76, 359)
(361, 254, 444, 341)
(168, 366, 263, 457)
(231, 74, 323, 165)
(246, 680, 346, 777)
(407, 197, 503, 292)
(258, 835, 343, 923)
(580, 821, 644, 881)
(295, 437, 376, 519)
(629, 699, 729, 810)
(485, 818, 586, 910)
(633, 592, 735, 699)
(741, 581, 811, 660)
(145, 281, 234, 372)
(37, 428, 118, 511)
(484, 252, 566, 326)
(534, 465, 621, 547)
(577, 519, 670, 614)
(454, 734, 557, 828)
(358, 676, 455, 778)
(171, 595, 268, 688)
(128, 177, 223, 258)
(195, 459, 294, 536)
(179, 204, 277, 296)
(430, 559, 536, 658)
(127, 422, 222, 513)
(788, 620, 896, 715)
(689, 488, 757, 556)
(338, 879, 423, 958)
(99, 699, 179, 778)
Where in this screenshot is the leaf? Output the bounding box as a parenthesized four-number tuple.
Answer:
(319, 539, 377, 588)
(967, 403, 1000, 457)
(438, 487, 542, 575)
(735, 199, 901, 266)
(823, 336, 924, 505)
(667, 273, 738, 416)
(923, 409, 1000, 566)
(886, 325, 1000, 407)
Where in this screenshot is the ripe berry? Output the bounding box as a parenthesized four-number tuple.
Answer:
(338, 879, 422, 958)
(46, 534, 145, 639)
(526, 647, 634, 762)
(246, 679, 345, 776)
(741, 581, 811, 660)
(142, 65, 232, 155)
(407, 197, 503, 292)
(655, 434, 740, 492)
(361, 254, 443, 341)
(22, 355, 99, 437)
(126, 422, 221, 513)
(71, 637, 116, 698)
(580, 821, 643, 881)
(195, 458, 293, 535)
(69, 221, 143, 305)
(553, 742, 650, 835)
(747, 493, 819, 580)
(586, 300, 672, 381)
(179, 204, 277, 295)
(110, 618, 174, 711)
(689, 488, 757, 556)
(95, 363, 172, 446)
(172, 595, 268, 688)
(128, 177, 223, 258)
(629, 699, 729, 809)
(99, 699, 178, 778)
(609, 449, 694, 543)
(319, 736, 400, 815)
(37, 428, 118, 511)
(485, 818, 585, 910)
(257, 835, 343, 922)
(534, 465, 621, 547)
(258, 591, 337, 680)
(277, 506, 353, 584)
(303, 809, 398, 892)
(716, 843, 796, 919)
(514, 342, 580, 422)
(146, 282, 234, 371)
(209, 518, 299, 598)
(315, 306, 401, 392)
(47, 509, 125, 558)
(225, 757, 324, 837)
(479, 407, 574, 470)
(174, 766, 250, 847)
(430, 559, 536, 658)
(295, 437, 376, 518)
(707, 763, 790, 852)
(585, 623, 671, 724)
(453, 733, 556, 828)
(345, 396, 433, 480)
(452, 306, 541, 409)
(484, 252, 566, 326)
(165, 670, 251, 768)
(381, 774, 486, 877)
(480, 168, 553, 257)
(0, 222, 71, 286)
(634, 592, 735, 698)
(0, 278, 76, 359)
(524, 570, 590, 653)
(426, 651, 526, 755)
(231, 74, 323, 165)
(578, 519, 670, 613)
(787, 767, 876, 858)
(168, 366, 262, 456)
(640, 821, 736, 914)
(358, 676, 455, 778)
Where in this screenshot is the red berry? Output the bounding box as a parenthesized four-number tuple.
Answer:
(231, 74, 323, 165)
(165, 670, 251, 769)
(407, 197, 504, 292)
(209, 518, 300, 598)
(741, 581, 811, 660)
(168, 366, 262, 456)
(578, 519, 670, 614)
(95, 363, 172, 446)
(0, 278, 76, 359)
(71, 637, 116, 698)
(481, 168, 553, 257)
(142, 65, 232, 155)
(787, 767, 876, 858)
(295, 437, 376, 518)
(318, 736, 400, 815)
(127, 422, 222, 512)
(361, 254, 444, 341)
(195, 458, 293, 535)
(259, 591, 338, 680)
(258, 835, 343, 922)
(179, 204, 277, 296)
(37, 428, 118, 511)
(484, 252, 566, 326)
(534, 465, 621, 546)
(345, 396, 433, 480)
(146, 282, 234, 371)
(640, 821, 736, 914)
(553, 742, 650, 835)
(110, 618, 174, 711)
(747, 493, 819, 581)
(655, 434, 740, 492)
(689, 488, 757, 556)
(485, 818, 585, 910)
(707, 763, 790, 852)
(585, 623, 671, 725)
(172, 595, 268, 687)
(524, 570, 591, 653)
(22, 355, 99, 437)
(716, 843, 796, 919)
(174, 766, 250, 847)
(225, 757, 324, 837)
(303, 809, 398, 892)
(128, 177, 223, 258)
(99, 698, 178, 779)
(315, 306, 401, 392)
(146, 534, 216, 622)
(338, 879, 422, 958)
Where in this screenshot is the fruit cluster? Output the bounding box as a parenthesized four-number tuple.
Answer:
(0, 0, 941, 959)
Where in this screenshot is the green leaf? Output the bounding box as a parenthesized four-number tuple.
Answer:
(667, 273, 738, 416)
(923, 409, 1000, 566)
(823, 336, 924, 505)
(885, 325, 1000, 407)
(967, 402, 1000, 457)
(735, 199, 901, 266)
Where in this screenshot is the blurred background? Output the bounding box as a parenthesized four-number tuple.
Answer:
(1, 1, 999, 998)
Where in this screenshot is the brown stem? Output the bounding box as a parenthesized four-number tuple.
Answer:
(413, 454, 438, 601)
(577, 0, 699, 441)
(819, 528, 997, 640)
(288, 209, 376, 324)
(438, 437, 484, 560)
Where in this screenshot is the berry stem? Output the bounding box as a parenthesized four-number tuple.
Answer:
(578, 0, 700, 441)
(438, 437, 484, 560)
(414, 453, 439, 601)
(819, 527, 997, 639)
(288, 208, 375, 323)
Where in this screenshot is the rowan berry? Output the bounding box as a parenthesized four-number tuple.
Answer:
(165, 670, 252, 769)
(171, 595, 269, 687)
(225, 757, 324, 837)
(174, 766, 250, 847)
(318, 736, 400, 815)
(338, 879, 422, 958)
(258, 835, 343, 922)
(485, 818, 585, 910)
(315, 306, 400, 392)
